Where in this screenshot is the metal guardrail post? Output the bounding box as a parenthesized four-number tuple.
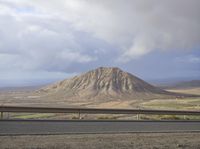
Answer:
(78, 110, 81, 119)
(137, 114, 140, 120)
(0, 112, 3, 119)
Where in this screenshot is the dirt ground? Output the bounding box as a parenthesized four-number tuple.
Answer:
(0, 133, 200, 149)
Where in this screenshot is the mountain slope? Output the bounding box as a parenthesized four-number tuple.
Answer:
(39, 67, 177, 101)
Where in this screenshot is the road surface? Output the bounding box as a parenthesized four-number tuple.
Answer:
(0, 120, 200, 135)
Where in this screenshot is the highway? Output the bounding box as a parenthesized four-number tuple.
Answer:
(0, 120, 200, 135)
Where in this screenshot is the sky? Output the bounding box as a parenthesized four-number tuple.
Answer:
(0, 0, 200, 87)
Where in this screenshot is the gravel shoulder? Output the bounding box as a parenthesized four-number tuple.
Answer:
(0, 133, 200, 149)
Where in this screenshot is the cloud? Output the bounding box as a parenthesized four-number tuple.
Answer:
(1, 0, 200, 62)
(189, 56, 200, 63)
(18, 0, 200, 61)
(0, 1, 99, 73)
(175, 55, 200, 64)
(0, 0, 199, 86)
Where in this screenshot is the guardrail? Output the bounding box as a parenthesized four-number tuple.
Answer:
(1, 106, 200, 120)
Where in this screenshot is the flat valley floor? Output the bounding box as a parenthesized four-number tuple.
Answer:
(0, 133, 200, 149)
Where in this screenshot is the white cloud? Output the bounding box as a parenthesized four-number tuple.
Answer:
(0, 0, 199, 85)
(188, 56, 200, 63)
(1, 0, 200, 61)
(59, 51, 96, 63)
(0, 1, 97, 73)
(12, 0, 199, 60)
(175, 55, 200, 64)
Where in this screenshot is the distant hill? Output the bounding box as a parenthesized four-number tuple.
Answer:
(0, 86, 41, 92)
(39, 67, 187, 102)
(163, 80, 200, 89)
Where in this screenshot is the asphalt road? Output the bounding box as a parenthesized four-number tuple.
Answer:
(0, 120, 200, 135)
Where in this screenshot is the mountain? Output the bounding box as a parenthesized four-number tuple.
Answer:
(39, 67, 181, 102)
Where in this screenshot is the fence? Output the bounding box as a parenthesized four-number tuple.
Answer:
(1, 106, 200, 120)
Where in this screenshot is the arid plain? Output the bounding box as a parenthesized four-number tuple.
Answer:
(0, 68, 200, 149)
(0, 67, 200, 120)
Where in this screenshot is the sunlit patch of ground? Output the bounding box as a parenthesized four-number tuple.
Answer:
(140, 87, 200, 111)
(87, 101, 136, 109)
(167, 87, 200, 95)
(140, 98, 200, 110)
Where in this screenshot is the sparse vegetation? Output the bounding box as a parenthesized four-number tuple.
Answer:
(97, 116, 117, 120)
(72, 116, 80, 119)
(141, 97, 200, 110)
(12, 113, 55, 119)
(140, 114, 200, 120)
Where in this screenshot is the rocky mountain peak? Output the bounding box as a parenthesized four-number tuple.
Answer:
(41, 67, 169, 100)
